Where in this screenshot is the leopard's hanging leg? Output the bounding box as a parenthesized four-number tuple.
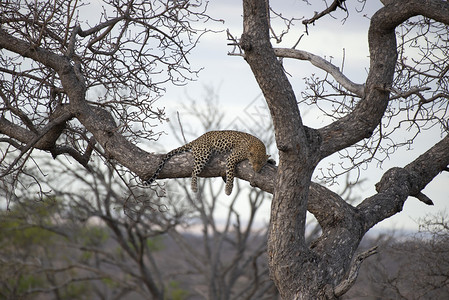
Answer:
(224, 150, 246, 195)
(190, 148, 212, 193)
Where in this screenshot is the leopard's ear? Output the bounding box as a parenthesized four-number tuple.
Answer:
(266, 154, 270, 160)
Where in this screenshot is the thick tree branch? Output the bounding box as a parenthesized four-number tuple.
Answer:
(0, 1, 214, 190)
(307, 182, 358, 228)
(0, 28, 67, 72)
(0, 105, 72, 148)
(358, 134, 449, 231)
(0, 106, 73, 177)
(241, 1, 306, 154)
(69, 104, 155, 180)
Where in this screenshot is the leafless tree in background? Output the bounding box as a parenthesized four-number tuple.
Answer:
(345, 212, 449, 299)
(1, 0, 449, 299)
(0, 157, 191, 299)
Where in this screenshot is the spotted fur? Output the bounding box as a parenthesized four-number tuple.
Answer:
(145, 130, 270, 195)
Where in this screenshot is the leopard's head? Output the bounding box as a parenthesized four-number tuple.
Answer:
(248, 141, 270, 172)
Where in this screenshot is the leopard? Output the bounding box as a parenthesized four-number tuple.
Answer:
(145, 130, 270, 195)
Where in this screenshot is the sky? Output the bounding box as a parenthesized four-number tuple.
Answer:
(151, 0, 449, 233)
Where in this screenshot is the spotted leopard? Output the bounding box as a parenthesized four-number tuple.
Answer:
(145, 130, 270, 195)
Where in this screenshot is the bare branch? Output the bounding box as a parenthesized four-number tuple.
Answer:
(302, 0, 347, 26)
(384, 85, 431, 99)
(274, 48, 365, 97)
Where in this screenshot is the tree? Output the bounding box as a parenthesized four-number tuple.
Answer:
(1, 0, 449, 299)
(235, 0, 449, 298)
(0, 198, 110, 300)
(0, 0, 212, 203)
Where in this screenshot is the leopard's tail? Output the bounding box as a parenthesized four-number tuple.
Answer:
(144, 143, 191, 185)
